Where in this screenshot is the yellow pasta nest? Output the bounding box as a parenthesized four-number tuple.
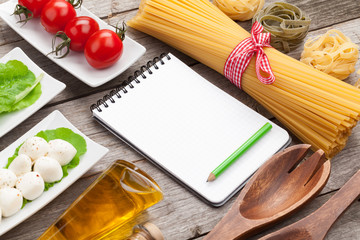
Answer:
(213, 0, 264, 21)
(300, 30, 359, 80)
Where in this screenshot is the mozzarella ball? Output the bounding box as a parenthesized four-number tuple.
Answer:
(8, 154, 32, 177)
(16, 172, 44, 200)
(33, 157, 63, 183)
(0, 169, 17, 189)
(0, 188, 23, 217)
(47, 139, 77, 166)
(18, 137, 49, 162)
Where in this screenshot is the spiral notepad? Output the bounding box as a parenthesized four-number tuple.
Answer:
(91, 53, 290, 206)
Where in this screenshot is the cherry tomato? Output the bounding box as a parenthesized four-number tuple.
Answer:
(64, 16, 99, 51)
(84, 29, 124, 69)
(40, 0, 76, 34)
(17, 0, 49, 18)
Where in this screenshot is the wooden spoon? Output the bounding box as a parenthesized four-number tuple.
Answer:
(259, 169, 360, 240)
(204, 144, 331, 240)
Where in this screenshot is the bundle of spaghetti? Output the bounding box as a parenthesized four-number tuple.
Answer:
(300, 29, 359, 80)
(128, 0, 360, 158)
(253, 2, 311, 53)
(213, 0, 264, 21)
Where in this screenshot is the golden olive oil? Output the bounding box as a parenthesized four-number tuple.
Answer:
(38, 160, 163, 240)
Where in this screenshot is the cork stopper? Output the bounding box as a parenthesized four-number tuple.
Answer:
(127, 222, 164, 240)
(143, 222, 164, 240)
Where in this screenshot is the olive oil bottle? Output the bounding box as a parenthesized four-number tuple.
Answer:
(38, 160, 163, 240)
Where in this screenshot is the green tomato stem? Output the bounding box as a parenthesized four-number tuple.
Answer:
(67, 0, 82, 9)
(12, 4, 33, 24)
(109, 21, 127, 41)
(49, 31, 71, 59)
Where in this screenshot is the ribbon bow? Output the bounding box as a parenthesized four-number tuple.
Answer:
(224, 21, 275, 88)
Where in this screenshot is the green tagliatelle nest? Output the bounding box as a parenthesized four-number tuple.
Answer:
(253, 2, 311, 53)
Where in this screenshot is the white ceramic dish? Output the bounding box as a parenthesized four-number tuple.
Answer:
(0, 47, 66, 138)
(0, 0, 146, 87)
(0, 110, 109, 236)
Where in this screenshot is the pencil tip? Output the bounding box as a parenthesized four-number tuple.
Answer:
(207, 173, 216, 182)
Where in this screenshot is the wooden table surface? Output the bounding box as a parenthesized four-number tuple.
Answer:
(1, 0, 360, 239)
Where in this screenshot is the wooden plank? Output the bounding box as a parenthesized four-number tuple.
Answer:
(0, 60, 260, 158)
(1, 0, 360, 45)
(1, 0, 360, 239)
(1, 81, 360, 239)
(1, 3, 359, 109)
(55, 0, 360, 29)
(3, 0, 360, 46)
(0, 0, 359, 108)
(1, 26, 360, 240)
(2, 144, 359, 239)
(2, 166, 360, 239)
(0, 27, 198, 102)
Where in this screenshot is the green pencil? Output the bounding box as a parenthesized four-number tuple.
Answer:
(207, 122, 272, 182)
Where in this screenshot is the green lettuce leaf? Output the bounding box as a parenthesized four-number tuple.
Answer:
(10, 83, 42, 112)
(6, 128, 87, 205)
(0, 60, 42, 113)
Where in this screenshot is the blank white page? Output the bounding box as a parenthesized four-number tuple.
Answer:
(93, 53, 290, 206)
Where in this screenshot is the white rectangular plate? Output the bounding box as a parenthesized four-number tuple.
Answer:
(0, 47, 66, 138)
(0, 110, 109, 236)
(0, 0, 146, 87)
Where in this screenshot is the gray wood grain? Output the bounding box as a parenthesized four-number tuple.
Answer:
(0, 0, 360, 105)
(0, 0, 360, 239)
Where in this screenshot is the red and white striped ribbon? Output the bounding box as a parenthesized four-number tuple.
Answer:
(224, 21, 275, 89)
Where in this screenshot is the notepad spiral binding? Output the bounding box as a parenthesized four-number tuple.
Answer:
(90, 53, 171, 112)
